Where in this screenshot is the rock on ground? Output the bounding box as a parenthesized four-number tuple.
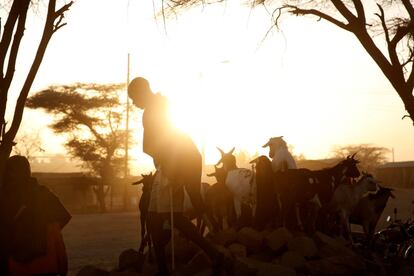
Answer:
(76, 265, 109, 276)
(237, 227, 264, 253)
(264, 227, 293, 253)
(287, 236, 318, 258)
(302, 255, 367, 275)
(228, 243, 247, 258)
(313, 231, 355, 257)
(280, 251, 306, 269)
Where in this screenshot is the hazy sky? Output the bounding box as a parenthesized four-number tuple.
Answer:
(4, 0, 414, 172)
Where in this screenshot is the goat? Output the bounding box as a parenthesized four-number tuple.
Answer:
(350, 185, 395, 242)
(132, 172, 155, 257)
(183, 181, 211, 233)
(249, 156, 279, 230)
(302, 155, 361, 232)
(216, 147, 255, 226)
(330, 173, 379, 243)
(250, 155, 361, 233)
(206, 165, 234, 230)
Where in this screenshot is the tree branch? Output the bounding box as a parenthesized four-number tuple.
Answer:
(0, 0, 27, 77)
(282, 4, 351, 31)
(331, 0, 358, 26)
(5, 0, 72, 145)
(407, 60, 414, 91)
(390, 24, 412, 48)
(375, 4, 390, 45)
(352, 0, 365, 26)
(375, 3, 402, 76)
(3, 2, 29, 92)
(402, 0, 414, 22)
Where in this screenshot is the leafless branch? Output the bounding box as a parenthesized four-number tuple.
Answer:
(352, 0, 365, 26)
(331, 0, 358, 26)
(375, 4, 390, 45)
(402, 0, 414, 22)
(5, 0, 73, 146)
(278, 4, 351, 31)
(4, 2, 29, 89)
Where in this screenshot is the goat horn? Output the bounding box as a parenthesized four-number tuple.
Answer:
(249, 157, 260, 164)
(217, 147, 225, 156)
(132, 178, 144, 185)
(351, 152, 357, 159)
(229, 147, 235, 155)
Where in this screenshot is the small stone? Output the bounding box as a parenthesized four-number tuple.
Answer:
(76, 265, 109, 276)
(313, 231, 355, 257)
(287, 236, 318, 258)
(186, 251, 212, 275)
(118, 249, 142, 272)
(212, 228, 238, 246)
(280, 251, 306, 269)
(228, 243, 247, 258)
(303, 255, 367, 275)
(265, 227, 293, 252)
(237, 227, 264, 252)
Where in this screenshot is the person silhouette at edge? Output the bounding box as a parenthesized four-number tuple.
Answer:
(0, 155, 71, 276)
(128, 77, 228, 276)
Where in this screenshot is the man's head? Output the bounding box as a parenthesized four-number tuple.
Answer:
(4, 155, 31, 193)
(128, 77, 153, 109)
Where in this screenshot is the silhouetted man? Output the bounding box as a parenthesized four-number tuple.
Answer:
(0, 155, 71, 276)
(128, 77, 226, 275)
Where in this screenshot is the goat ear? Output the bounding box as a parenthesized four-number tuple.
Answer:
(229, 147, 235, 155)
(217, 147, 225, 156)
(249, 157, 259, 164)
(132, 178, 144, 185)
(390, 191, 396, 198)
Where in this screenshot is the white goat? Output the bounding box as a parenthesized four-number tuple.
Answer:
(330, 173, 379, 242)
(216, 147, 256, 221)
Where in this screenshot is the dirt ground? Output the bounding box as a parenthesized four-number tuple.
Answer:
(63, 211, 141, 275)
(62, 188, 414, 275)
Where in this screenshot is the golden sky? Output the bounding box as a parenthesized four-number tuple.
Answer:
(5, 0, 414, 172)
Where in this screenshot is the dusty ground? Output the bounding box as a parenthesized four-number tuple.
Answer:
(62, 188, 413, 275)
(63, 211, 140, 275)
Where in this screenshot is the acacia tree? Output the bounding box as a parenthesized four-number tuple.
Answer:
(331, 144, 390, 173)
(26, 83, 128, 212)
(0, 0, 73, 185)
(165, 0, 414, 125)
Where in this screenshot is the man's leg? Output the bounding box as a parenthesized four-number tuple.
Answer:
(147, 212, 169, 275)
(173, 213, 218, 258)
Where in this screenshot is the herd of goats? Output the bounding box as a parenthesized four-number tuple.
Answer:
(133, 146, 395, 255)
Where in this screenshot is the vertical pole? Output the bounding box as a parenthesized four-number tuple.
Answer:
(125, 53, 130, 174)
(169, 186, 175, 272)
(392, 147, 395, 163)
(123, 53, 130, 210)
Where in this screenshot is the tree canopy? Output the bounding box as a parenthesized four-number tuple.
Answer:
(27, 83, 128, 212)
(331, 143, 390, 173)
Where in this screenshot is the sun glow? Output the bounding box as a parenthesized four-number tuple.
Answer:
(19, 0, 414, 175)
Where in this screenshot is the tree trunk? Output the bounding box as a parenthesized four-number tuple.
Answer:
(95, 178, 107, 213)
